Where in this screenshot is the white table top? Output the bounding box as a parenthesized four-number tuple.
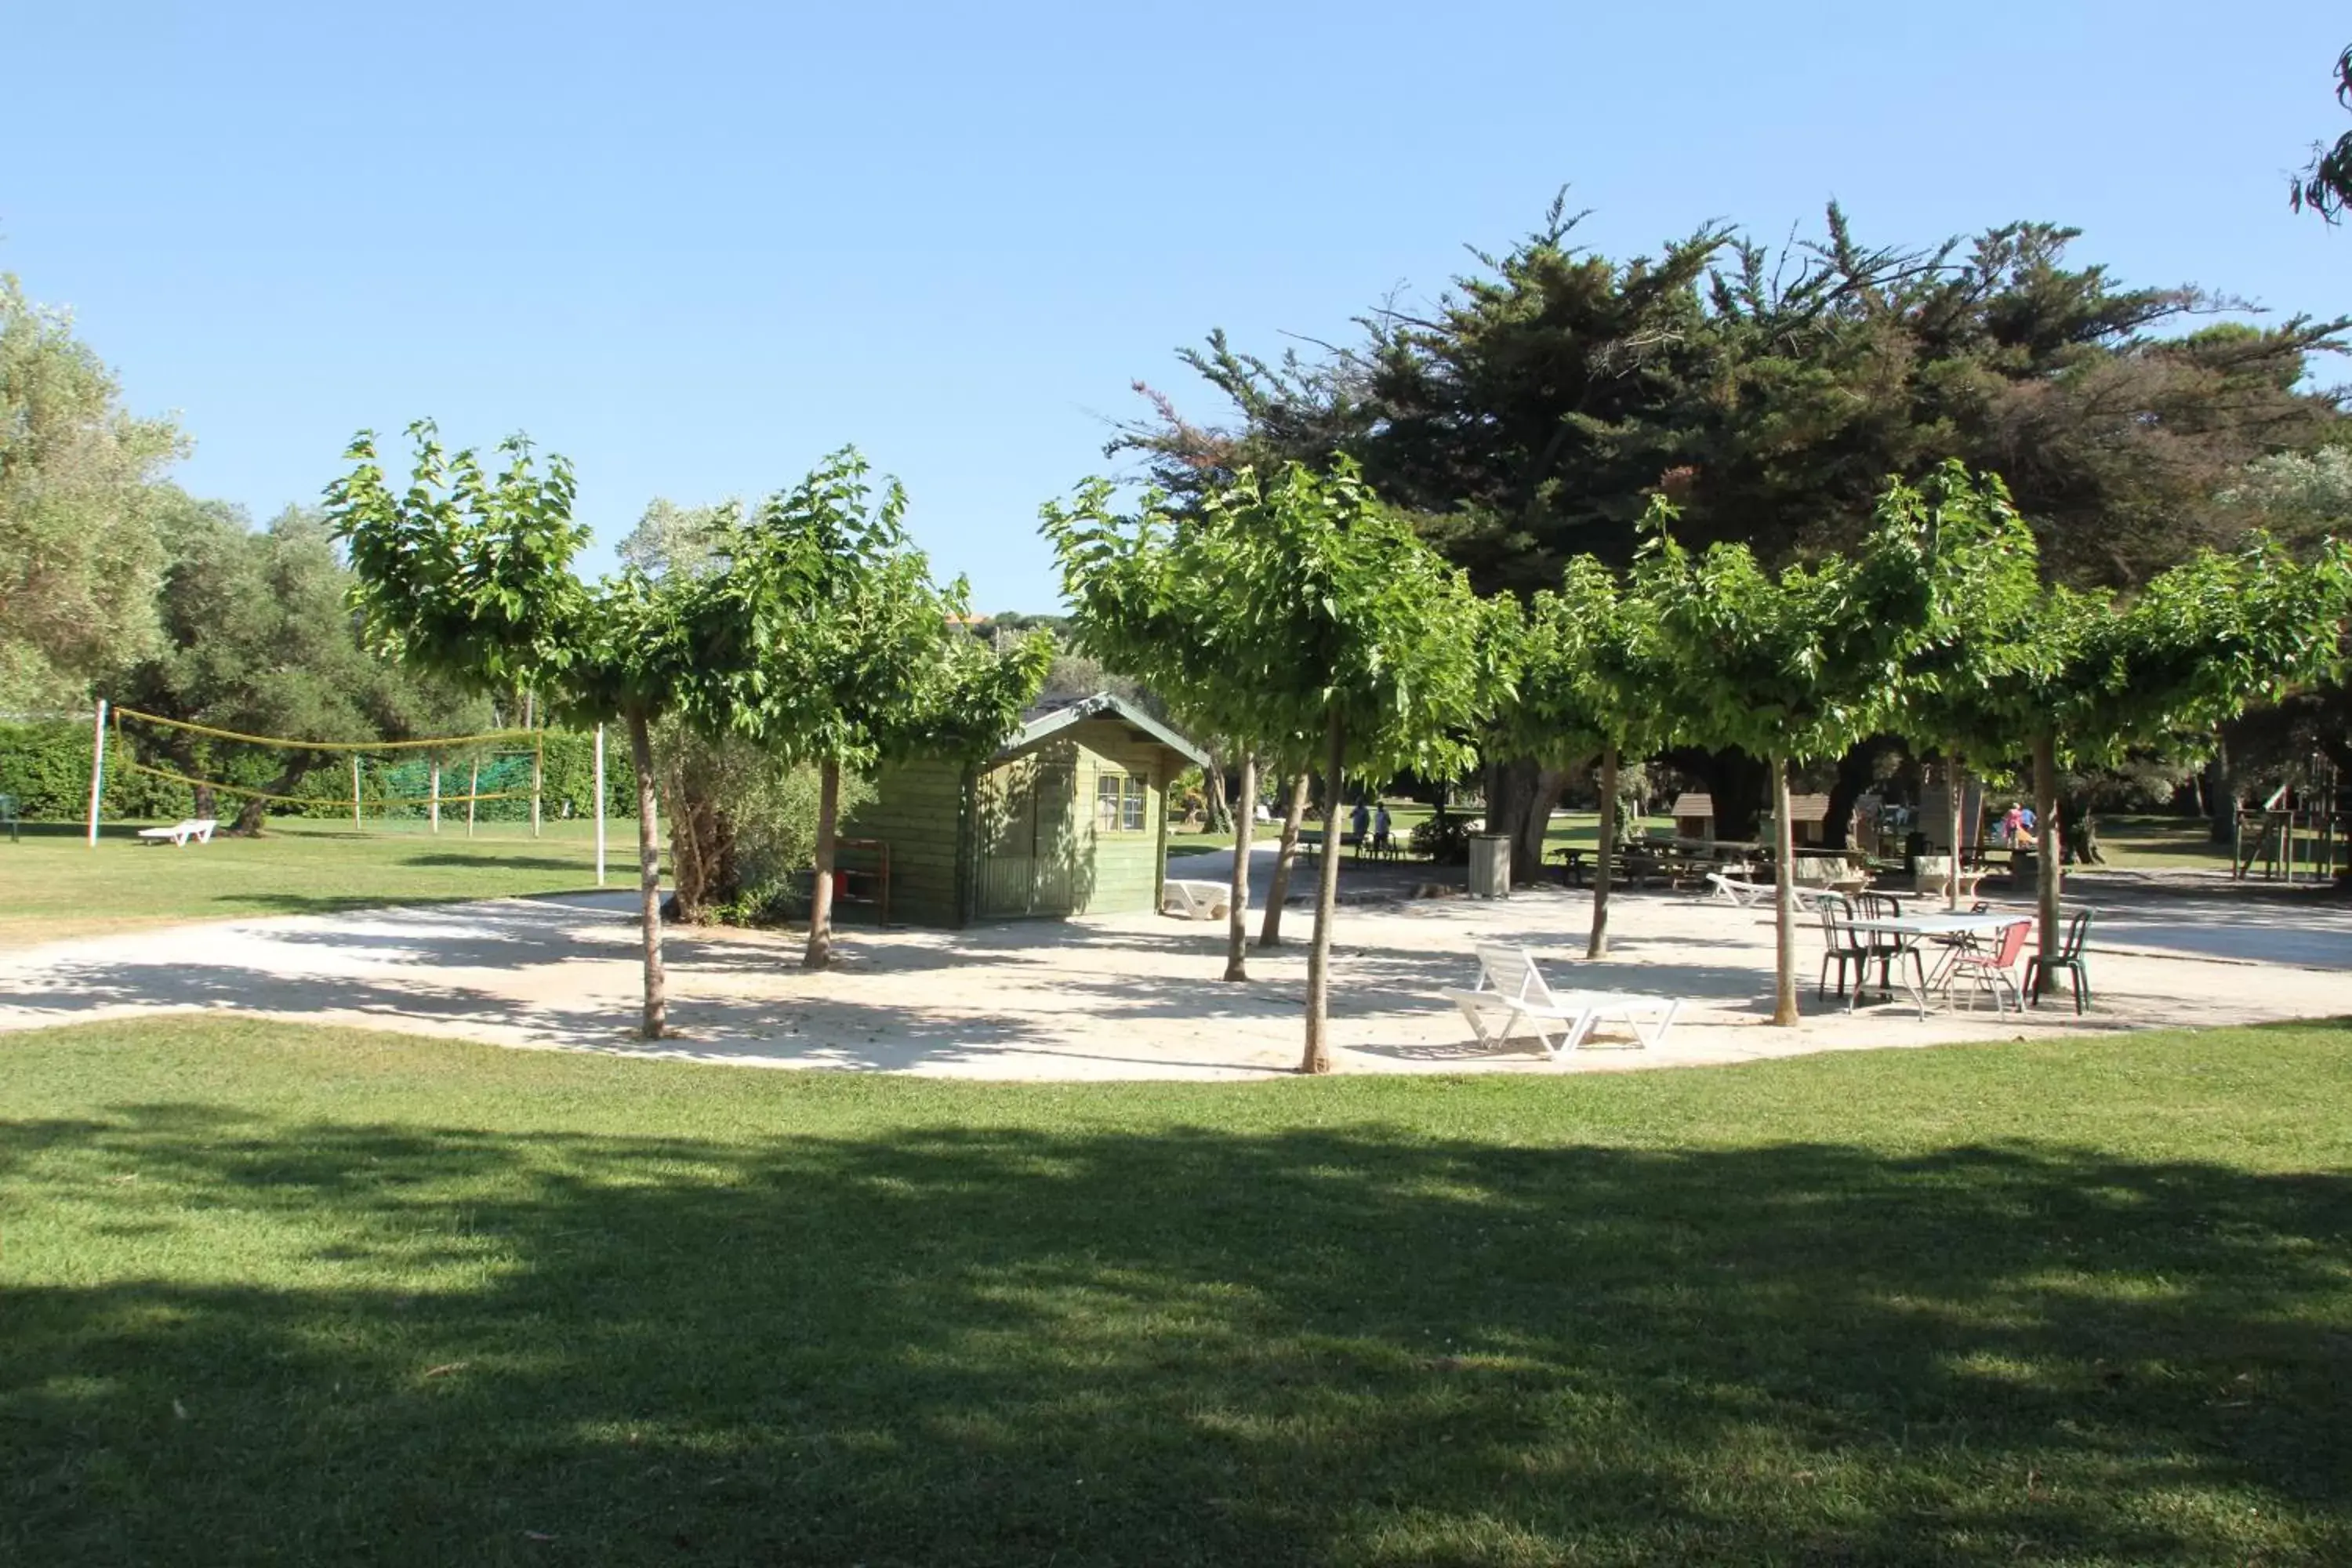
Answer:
(1843, 913, 2031, 938)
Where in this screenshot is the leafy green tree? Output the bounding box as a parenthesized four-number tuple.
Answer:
(616, 498, 758, 920)
(118, 498, 487, 830)
(1888, 463, 2349, 982)
(330, 423, 711, 1039)
(1500, 559, 1679, 957)
(2013, 543, 2350, 986)
(0, 274, 184, 710)
(1636, 493, 1951, 1025)
(1122, 205, 2348, 841)
(703, 451, 1049, 968)
(1047, 461, 1494, 1070)
(2292, 45, 2352, 220)
(1884, 466, 2050, 906)
(1044, 475, 1287, 982)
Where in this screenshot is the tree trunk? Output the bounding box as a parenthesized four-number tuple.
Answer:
(2033, 730, 2062, 1002)
(230, 752, 323, 834)
(665, 757, 706, 924)
(2206, 733, 2234, 845)
(804, 756, 840, 970)
(1818, 739, 1882, 851)
(1946, 757, 1965, 911)
(1769, 755, 1798, 1026)
(1201, 753, 1233, 834)
(626, 709, 668, 1040)
(1301, 710, 1346, 1074)
(1588, 744, 1619, 960)
(2063, 800, 2106, 866)
(1258, 770, 1308, 948)
(1224, 752, 1258, 982)
(1483, 757, 1570, 885)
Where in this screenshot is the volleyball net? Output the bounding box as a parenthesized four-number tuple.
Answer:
(100, 705, 569, 830)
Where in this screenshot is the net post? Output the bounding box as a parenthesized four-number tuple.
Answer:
(532, 733, 543, 840)
(468, 758, 479, 838)
(351, 755, 362, 831)
(86, 699, 108, 849)
(593, 724, 607, 887)
(430, 757, 441, 834)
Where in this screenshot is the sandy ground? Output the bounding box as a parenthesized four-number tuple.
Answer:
(2, 852, 2345, 1080)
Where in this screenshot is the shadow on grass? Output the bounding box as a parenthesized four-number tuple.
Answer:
(399, 852, 593, 873)
(7, 1103, 2350, 1564)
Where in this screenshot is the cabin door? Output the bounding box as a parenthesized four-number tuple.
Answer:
(976, 755, 1078, 919)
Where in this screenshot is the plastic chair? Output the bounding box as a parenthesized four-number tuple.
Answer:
(1948, 919, 2033, 1014)
(1817, 897, 1868, 1001)
(2024, 907, 2095, 1014)
(1851, 891, 1908, 988)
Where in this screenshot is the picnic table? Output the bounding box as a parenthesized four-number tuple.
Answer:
(1840, 911, 2030, 1018)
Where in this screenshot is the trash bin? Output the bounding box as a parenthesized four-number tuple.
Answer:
(1468, 833, 1512, 898)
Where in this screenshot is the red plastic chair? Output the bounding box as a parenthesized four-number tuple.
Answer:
(1947, 919, 2032, 1014)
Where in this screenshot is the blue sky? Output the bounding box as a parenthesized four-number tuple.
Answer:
(8, 1, 2349, 610)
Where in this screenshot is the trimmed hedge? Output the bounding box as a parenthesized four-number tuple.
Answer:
(0, 720, 188, 820)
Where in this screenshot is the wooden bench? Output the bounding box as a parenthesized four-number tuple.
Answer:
(1440, 943, 1682, 1058)
(136, 818, 220, 847)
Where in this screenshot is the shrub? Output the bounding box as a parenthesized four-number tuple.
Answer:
(1410, 811, 1475, 864)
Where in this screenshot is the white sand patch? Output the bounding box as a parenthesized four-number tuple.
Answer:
(0, 884, 2343, 1080)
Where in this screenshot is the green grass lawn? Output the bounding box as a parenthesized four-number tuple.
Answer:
(0, 818, 635, 946)
(2092, 813, 2241, 873)
(6, 1018, 2350, 1565)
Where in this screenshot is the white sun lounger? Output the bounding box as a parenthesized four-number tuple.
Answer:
(1440, 943, 1680, 1058)
(1160, 877, 1239, 921)
(1706, 872, 1837, 911)
(136, 817, 220, 847)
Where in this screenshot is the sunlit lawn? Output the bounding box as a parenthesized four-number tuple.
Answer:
(0, 818, 639, 946)
(6, 1016, 2350, 1565)
(2093, 812, 2244, 873)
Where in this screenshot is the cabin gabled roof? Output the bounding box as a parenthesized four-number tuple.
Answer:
(996, 692, 1209, 769)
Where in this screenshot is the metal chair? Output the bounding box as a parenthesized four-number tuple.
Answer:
(2024, 907, 2095, 1014)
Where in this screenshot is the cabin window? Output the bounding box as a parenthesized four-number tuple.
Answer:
(1096, 773, 1146, 832)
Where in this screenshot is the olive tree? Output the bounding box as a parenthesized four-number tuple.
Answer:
(1047, 461, 1494, 1069)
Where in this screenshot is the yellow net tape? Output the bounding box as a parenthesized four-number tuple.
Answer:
(117, 757, 535, 809)
(110, 705, 540, 754)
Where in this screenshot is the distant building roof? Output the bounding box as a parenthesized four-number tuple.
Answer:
(999, 692, 1209, 769)
(1671, 791, 1831, 823)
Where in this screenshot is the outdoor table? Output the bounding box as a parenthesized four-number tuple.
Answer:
(1551, 847, 1589, 887)
(1840, 912, 2031, 1018)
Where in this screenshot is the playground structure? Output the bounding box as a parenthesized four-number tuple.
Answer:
(2231, 765, 2346, 884)
(81, 700, 613, 885)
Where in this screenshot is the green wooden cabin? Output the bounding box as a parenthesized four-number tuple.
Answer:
(842, 694, 1208, 927)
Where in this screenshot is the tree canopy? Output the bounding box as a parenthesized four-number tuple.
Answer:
(1120, 202, 2347, 595)
(1046, 459, 1494, 1069)
(118, 499, 485, 829)
(0, 274, 184, 710)
(2292, 44, 2352, 221)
